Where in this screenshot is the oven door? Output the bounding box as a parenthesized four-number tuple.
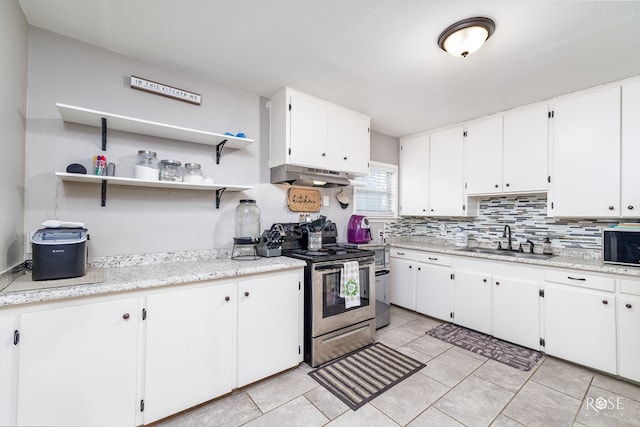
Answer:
(311, 257, 375, 337)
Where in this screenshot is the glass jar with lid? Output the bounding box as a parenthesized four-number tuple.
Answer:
(159, 159, 183, 182)
(134, 150, 159, 180)
(234, 199, 261, 243)
(183, 163, 203, 184)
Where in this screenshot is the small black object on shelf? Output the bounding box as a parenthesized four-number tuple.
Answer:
(66, 163, 87, 174)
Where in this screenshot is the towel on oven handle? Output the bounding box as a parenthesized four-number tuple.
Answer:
(340, 261, 361, 308)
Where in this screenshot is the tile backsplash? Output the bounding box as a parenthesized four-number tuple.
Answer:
(385, 194, 633, 250)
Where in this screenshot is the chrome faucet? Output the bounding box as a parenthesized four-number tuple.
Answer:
(502, 225, 513, 251)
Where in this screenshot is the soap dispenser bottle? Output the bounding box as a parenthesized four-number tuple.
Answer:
(542, 237, 553, 255)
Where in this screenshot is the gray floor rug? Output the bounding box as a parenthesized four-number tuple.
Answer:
(426, 323, 542, 371)
(308, 342, 426, 410)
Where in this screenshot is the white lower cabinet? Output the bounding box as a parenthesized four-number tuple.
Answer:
(415, 253, 453, 321)
(16, 298, 139, 427)
(3, 268, 303, 426)
(453, 269, 492, 334)
(543, 282, 617, 374)
(237, 271, 302, 387)
(143, 282, 235, 424)
(492, 275, 540, 349)
(390, 250, 416, 310)
(618, 278, 640, 382)
(618, 296, 640, 382)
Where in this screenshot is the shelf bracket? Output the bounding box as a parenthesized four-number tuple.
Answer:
(215, 187, 226, 209)
(101, 179, 107, 207)
(101, 117, 107, 151)
(215, 139, 228, 165)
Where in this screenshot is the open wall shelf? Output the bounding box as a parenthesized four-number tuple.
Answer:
(56, 103, 254, 163)
(56, 172, 252, 208)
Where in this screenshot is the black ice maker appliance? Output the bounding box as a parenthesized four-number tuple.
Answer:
(31, 228, 88, 281)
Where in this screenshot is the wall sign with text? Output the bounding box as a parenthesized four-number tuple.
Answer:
(130, 76, 202, 105)
(287, 187, 321, 212)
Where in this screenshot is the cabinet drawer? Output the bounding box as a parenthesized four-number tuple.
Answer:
(416, 252, 452, 266)
(544, 269, 615, 292)
(390, 248, 417, 260)
(620, 278, 640, 296)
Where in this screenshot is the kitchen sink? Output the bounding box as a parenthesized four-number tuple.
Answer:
(455, 247, 555, 260)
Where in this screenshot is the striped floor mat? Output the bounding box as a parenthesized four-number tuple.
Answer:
(308, 342, 426, 410)
(426, 322, 542, 371)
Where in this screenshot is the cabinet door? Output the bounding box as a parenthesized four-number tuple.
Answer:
(464, 116, 503, 195)
(618, 295, 640, 382)
(550, 87, 621, 217)
(429, 126, 465, 216)
(544, 283, 616, 374)
(143, 283, 235, 424)
(17, 298, 139, 427)
(492, 276, 540, 349)
(621, 80, 640, 217)
(339, 111, 370, 176)
(453, 270, 492, 334)
(389, 257, 416, 310)
(399, 134, 429, 216)
(415, 263, 452, 321)
(289, 92, 332, 169)
(503, 104, 549, 193)
(237, 271, 301, 387)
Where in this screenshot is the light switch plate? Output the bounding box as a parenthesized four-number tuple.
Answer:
(322, 195, 330, 206)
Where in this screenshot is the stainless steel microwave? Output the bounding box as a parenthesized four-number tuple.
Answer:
(603, 228, 640, 266)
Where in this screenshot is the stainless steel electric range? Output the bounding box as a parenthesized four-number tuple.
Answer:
(274, 222, 375, 367)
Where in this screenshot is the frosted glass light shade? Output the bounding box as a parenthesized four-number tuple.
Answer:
(438, 17, 495, 58)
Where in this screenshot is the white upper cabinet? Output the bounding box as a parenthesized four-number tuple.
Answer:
(464, 108, 548, 196)
(270, 87, 370, 175)
(289, 91, 338, 170)
(399, 134, 429, 216)
(464, 115, 503, 195)
(429, 126, 466, 216)
(622, 80, 640, 217)
(549, 86, 621, 217)
(337, 107, 371, 175)
(502, 104, 549, 193)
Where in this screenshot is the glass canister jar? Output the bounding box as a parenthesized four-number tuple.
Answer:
(160, 159, 183, 182)
(234, 199, 261, 243)
(134, 150, 159, 180)
(183, 163, 203, 184)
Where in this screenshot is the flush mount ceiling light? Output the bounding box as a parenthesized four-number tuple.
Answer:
(438, 17, 495, 58)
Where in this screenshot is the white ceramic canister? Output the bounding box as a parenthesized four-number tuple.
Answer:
(454, 228, 469, 247)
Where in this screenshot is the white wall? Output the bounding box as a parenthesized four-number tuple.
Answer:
(0, 0, 28, 272)
(24, 28, 356, 257)
(371, 130, 398, 165)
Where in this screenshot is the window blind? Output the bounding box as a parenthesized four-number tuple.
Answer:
(353, 162, 398, 218)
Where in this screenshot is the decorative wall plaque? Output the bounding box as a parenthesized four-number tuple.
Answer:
(287, 187, 321, 212)
(130, 75, 202, 105)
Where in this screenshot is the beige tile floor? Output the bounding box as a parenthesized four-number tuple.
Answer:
(153, 306, 640, 427)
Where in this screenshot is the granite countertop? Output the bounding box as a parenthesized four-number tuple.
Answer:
(0, 253, 306, 307)
(388, 239, 640, 278)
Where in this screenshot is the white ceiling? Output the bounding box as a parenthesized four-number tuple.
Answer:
(17, 0, 640, 138)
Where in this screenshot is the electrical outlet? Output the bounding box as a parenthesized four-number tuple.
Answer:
(322, 195, 330, 207)
(378, 230, 384, 238)
(25, 231, 34, 254)
(439, 223, 447, 236)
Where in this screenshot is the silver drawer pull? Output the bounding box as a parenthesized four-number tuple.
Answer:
(567, 276, 586, 281)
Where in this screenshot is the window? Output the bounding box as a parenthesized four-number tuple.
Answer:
(353, 161, 398, 218)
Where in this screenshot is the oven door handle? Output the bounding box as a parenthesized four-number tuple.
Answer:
(314, 259, 374, 271)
